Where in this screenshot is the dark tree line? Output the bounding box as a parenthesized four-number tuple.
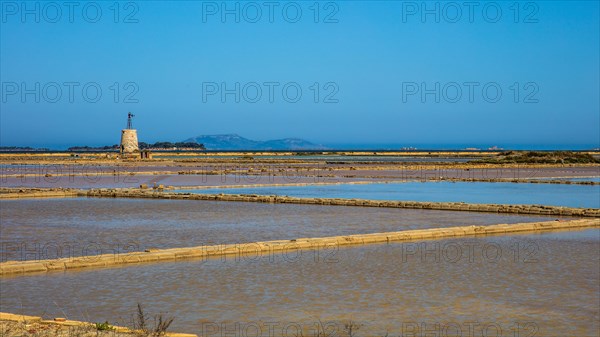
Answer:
(138, 142, 205, 149)
(67, 142, 205, 151)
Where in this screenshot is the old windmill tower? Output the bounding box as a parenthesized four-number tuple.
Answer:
(120, 112, 140, 157)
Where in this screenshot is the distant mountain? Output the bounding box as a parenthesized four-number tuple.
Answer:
(183, 134, 327, 151)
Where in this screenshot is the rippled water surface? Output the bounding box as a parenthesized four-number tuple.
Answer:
(1, 230, 598, 336)
(0, 198, 562, 261)
(178, 181, 600, 208)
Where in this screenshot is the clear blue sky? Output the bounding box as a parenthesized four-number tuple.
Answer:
(1, 1, 599, 149)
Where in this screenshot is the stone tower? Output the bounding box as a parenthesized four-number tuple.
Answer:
(120, 112, 139, 156)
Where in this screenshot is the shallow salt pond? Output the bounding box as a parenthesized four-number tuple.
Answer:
(176, 181, 600, 208)
(1, 229, 598, 336)
(0, 198, 563, 261)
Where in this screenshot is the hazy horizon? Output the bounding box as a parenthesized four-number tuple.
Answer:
(3, 136, 599, 152)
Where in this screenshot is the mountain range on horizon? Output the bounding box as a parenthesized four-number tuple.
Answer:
(183, 134, 327, 151)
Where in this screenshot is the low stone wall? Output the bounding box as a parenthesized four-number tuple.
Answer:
(0, 188, 79, 199)
(2, 187, 599, 217)
(86, 188, 600, 217)
(1, 219, 597, 276)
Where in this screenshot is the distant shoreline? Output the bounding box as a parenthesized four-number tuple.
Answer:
(1, 149, 600, 154)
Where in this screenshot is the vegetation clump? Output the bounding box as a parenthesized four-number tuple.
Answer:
(138, 142, 205, 150)
(95, 321, 115, 331)
(132, 303, 174, 337)
(473, 151, 600, 164)
(67, 142, 205, 151)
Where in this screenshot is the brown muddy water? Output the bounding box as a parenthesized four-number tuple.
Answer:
(1, 229, 598, 336)
(0, 198, 565, 261)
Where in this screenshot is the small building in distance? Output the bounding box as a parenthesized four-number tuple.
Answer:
(140, 150, 153, 159)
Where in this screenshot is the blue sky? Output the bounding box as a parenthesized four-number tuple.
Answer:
(1, 1, 599, 149)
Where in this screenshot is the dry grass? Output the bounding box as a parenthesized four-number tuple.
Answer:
(130, 304, 174, 337)
(0, 320, 128, 336)
(0, 304, 174, 337)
